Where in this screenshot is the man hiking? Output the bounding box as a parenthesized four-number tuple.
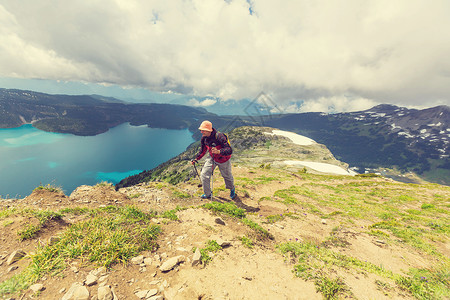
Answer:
(191, 120, 236, 199)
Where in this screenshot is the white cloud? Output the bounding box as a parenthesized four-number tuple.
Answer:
(299, 96, 377, 113)
(0, 0, 449, 111)
(187, 98, 217, 107)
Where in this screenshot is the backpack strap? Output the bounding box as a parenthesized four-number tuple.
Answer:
(216, 132, 230, 146)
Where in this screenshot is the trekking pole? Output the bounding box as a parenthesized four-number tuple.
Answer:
(192, 161, 202, 187)
(211, 143, 216, 201)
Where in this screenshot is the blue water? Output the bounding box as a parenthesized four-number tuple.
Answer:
(0, 123, 195, 198)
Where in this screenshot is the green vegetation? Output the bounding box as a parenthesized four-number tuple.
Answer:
(33, 184, 63, 193)
(194, 240, 223, 265)
(160, 206, 187, 221)
(239, 236, 254, 249)
(0, 206, 161, 297)
(202, 202, 274, 240)
(12, 209, 63, 241)
(95, 181, 114, 188)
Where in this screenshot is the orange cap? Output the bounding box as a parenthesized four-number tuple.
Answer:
(198, 120, 213, 131)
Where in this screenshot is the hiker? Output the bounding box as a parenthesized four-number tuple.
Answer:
(191, 120, 236, 199)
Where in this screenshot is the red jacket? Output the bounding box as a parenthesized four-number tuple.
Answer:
(195, 128, 232, 163)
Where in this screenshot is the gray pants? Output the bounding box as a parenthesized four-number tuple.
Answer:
(201, 156, 234, 196)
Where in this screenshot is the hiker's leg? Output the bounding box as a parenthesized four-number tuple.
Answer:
(218, 160, 234, 190)
(201, 157, 214, 196)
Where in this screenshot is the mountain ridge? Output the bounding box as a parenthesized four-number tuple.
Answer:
(1, 88, 448, 185)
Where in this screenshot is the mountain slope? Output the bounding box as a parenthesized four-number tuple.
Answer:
(264, 104, 449, 185)
(0, 88, 220, 136)
(1, 126, 449, 299)
(115, 126, 351, 189)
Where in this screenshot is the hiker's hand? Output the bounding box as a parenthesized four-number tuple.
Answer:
(191, 159, 198, 165)
(211, 147, 220, 154)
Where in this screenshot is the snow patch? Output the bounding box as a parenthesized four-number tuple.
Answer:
(284, 161, 357, 176)
(398, 132, 413, 138)
(267, 130, 315, 146)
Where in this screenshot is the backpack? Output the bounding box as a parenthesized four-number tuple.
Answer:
(216, 132, 231, 147)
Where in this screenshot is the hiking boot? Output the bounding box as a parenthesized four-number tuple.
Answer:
(230, 187, 236, 199)
(201, 194, 211, 199)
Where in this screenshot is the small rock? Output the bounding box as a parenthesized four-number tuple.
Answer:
(97, 286, 113, 300)
(215, 218, 226, 225)
(59, 287, 66, 294)
(85, 274, 98, 286)
(275, 223, 284, 229)
(192, 248, 201, 266)
(143, 257, 153, 266)
(148, 296, 164, 300)
(71, 266, 79, 273)
(29, 283, 45, 292)
(7, 266, 18, 273)
(131, 255, 144, 265)
(6, 250, 26, 265)
(62, 282, 89, 300)
(91, 267, 107, 277)
(98, 275, 109, 282)
(146, 289, 158, 297)
(216, 238, 231, 248)
(375, 239, 386, 244)
(321, 219, 327, 225)
(135, 290, 149, 299)
(160, 255, 185, 272)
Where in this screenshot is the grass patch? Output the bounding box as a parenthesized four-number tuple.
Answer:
(0, 206, 161, 298)
(15, 209, 63, 241)
(160, 206, 187, 221)
(277, 240, 449, 300)
(264, 214, 284, 223)
(17, 224, 41, 241)
(194, 240, 222, 265)
(315, 276, 349, 300)
(239, 236, 254, 249)
(129, 193, 142, 199)
(33, 184, 63, 193)
(94, 181, 113, 188)
(0, 208, 17, 219)
(202, 202, 246, 218)
(202, 202, 273, 240)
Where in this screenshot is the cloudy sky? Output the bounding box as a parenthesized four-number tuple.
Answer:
(1, 0, 449, 112)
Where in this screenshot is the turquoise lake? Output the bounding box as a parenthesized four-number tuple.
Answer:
(0, 123, 195, 198)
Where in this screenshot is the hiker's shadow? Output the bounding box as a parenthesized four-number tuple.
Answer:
(214, 195, 260, 213)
